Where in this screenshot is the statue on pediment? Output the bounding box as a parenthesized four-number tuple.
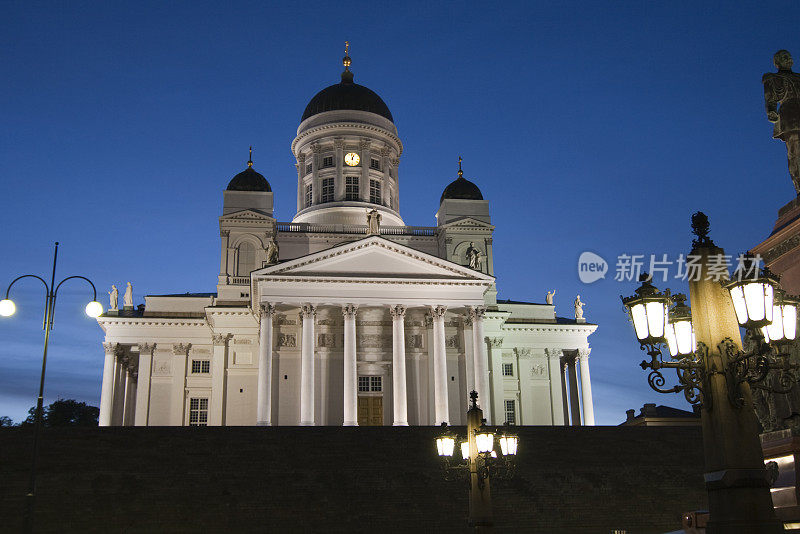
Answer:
(366, 208, 381, 235)
(123, 282, 134, 308)
(546, 290, 556, 305)
(574, 295, 586, 320)
(108, 285, 118, 311)
(764, 50, 800, 194)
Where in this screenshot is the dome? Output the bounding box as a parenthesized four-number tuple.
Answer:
(227, 163, 271, 192)
(440, 175, 483, 204)
(301, 70, 393, 123)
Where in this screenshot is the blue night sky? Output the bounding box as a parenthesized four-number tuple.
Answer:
(2, 1, 799, 424)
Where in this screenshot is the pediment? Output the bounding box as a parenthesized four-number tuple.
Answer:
(440, 216, 495, 230)
(253, 236, 494, 282)
(220, 209, 275, 223)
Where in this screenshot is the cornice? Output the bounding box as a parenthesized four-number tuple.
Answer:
(97, 318, 208, 327)
(292, 123, 403, 156)
(501, 324, 598, 334)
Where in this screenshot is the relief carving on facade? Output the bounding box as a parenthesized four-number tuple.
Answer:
(445, 335, 459, 349)
(486, 337, 504, 348)
(317, 333, 336, 348)
(152, 355, 172, 376)
(233, 338, 252, 345)
(514, 347, 532, 359)
(212, 334, 230, 346)
(530, 362, 547, 378)
(172, 343, 191, 355)
(274, 315, 296, 326)
(406, 334, 423, 350)
(764, 234, 800, 264)
(277, 334, 296, 348)
(358, 334, 392, 349)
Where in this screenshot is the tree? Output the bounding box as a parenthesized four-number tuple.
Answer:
(0, 416, 14, 427)
(21, 399, 99, 427)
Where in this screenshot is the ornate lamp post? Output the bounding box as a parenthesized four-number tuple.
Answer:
(621, 213, 798, 534)
(0, 242, 102, 534)
(435, 391, 518, 531)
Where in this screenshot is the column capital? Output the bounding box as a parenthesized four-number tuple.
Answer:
(220, 229, 230, 238)
(103, 342, 121, 356)
(172, 343, 191, 356)
(578, 348, 591, 360)
(300, 304, 317, 319)
(463, 314, 473, 327)
(485, 337, 503, 348)
(137, 342, 155, 355)
(389, 305, 407, 318)
(212, 333, 230, 346)
(468, 306, 487, 320)
(546, 347, 563, 359)
(430, 305, 447, 319)
(260, 303, 276, 318)
(342, 304, 358, 318)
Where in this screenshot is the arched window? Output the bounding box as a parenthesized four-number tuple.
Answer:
(237, 242, 256, 276)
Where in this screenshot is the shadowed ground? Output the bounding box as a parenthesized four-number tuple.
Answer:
(0, 426, 706, 533)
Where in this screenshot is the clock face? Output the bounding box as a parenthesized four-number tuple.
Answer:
(344, 152, 360, 166)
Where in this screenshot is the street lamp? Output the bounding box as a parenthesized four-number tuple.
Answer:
(1, 242, 101, 534)
(620, 212, 796, 533)
(435, 391, 518, 530)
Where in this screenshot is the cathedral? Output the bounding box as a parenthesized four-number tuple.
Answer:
(96, 50, 597, 428)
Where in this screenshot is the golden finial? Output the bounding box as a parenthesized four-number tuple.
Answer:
(248, 146, 253, 167)
(458, 156, 463, 178)
(343, 41, 351, 71)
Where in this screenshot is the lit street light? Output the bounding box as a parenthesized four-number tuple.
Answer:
(1, 242, 102, 534)
(435, 390, 518, 531)
(621, 212, 797, 534)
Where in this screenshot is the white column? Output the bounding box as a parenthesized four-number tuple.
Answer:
(135, 343, 154, 426)
(342, 304, 358, 426)
(561, 359, 570, 427)
(469, 306, 489, 413)
(172, 344, 190, 426)
(210, 334, 230, 426)
(300, 304, 316, 425)
(486, 337, 504, 425)
(99, 342, 118, 427)
(430, 305, 449, 425)
(578, 348, 595, 426)
(122, 369, 133, 426)
(257, 303, 275, 426)
(390, 305, 409, 426)
(546, 348, 566, 426)
(567, 356, 581, 426)
(112, 356, 125, 425)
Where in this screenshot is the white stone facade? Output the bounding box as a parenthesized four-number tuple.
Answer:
(96, 65, 597, 427)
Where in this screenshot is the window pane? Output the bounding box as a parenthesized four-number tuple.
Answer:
(237, 242, 255, 276)
(369, 179, 381, 204)
(345, 176, 359, 201)
(502, 363, 513, 376)
(305, 163, 312, 175)
(305, 184, 313, 207)
(322, 178, 334, 203)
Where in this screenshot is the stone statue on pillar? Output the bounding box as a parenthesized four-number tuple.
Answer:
(366, 208, 381, 235)
(574, 295, 586, 320)
(266, 239, 279, 264)
(123, 282, 134, 309)
(545, 290, 556, 305)
(466, 242, 481, 270)
(108, 285, 118, 311)
(763, 49, 800, 194)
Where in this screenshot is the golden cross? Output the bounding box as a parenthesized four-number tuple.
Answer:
(458, 156, 463, 175)
(248, 146, 253, 167)
(345, 41, 349, 56)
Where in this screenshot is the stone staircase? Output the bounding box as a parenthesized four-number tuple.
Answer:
(0, 426, 706, 533)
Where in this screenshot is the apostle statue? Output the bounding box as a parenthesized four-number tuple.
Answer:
(108, 285, 118, 311)
(266, 239, 279, 264)
(466, 242, 481, 270)
(574, 295, 586, 320)
(123, 282, 134, 308)
(545, 290, 556, 305)
(366, 208, 381, 235)
(763, 50, 800, 194)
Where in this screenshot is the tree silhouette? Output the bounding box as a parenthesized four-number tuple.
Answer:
(21, 399, 99, 427)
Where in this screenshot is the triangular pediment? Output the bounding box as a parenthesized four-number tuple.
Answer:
(220, 209, 274, 222)
(253, 236, 494, 282)
(440, 216, 495, 230)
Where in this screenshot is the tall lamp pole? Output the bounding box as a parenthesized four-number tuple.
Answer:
(0, 242, 103, 534)
(621, 213, 797, 534)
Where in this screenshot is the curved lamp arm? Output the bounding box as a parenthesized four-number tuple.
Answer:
(54, 275, 98, 301)
(4, 274, 50, 299)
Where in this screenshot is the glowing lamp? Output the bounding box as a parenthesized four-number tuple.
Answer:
(85, 301, 103, 318)
(664, 294, 696, 357)
(763, 291, 799, 344)
(460, 441, 469, 460)
(499, 435, 519, 456)
(0, 299, 16, 317)
(621, 274, 670, 346)
(436, 435, 455, 457)
(726, 262, 778, 329)
(475, 430, 495, 454)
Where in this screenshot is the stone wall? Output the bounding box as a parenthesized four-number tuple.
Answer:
(0, 426, 706, 533)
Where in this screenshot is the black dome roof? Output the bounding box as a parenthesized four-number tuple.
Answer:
(440, 175, 483, 204)
(227, 164, 271, 192)
(301, 70, 393, 122)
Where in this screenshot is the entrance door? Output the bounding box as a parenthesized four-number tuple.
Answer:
(358, 396, 383, 426)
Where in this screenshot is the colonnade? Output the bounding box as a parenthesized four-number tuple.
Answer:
(255, 303, 490, 426)
(558, 349, 594, 426)
(99, 342, 138, 426)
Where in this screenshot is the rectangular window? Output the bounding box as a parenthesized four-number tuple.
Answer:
(305, 184, 313, 207)
(189, 398, 209, 426)
(502, 363, 514, 377)
(369, 179, 381, 204)
(504, 400, 516, 425)
(322, 156, 334, 168)
(345, 176, 359, 201)
(370, 158, 381, 171)
(305, 163, 313, 176)
(191, 360, 210, 374)
(358, 376, 382, 392)
(321, 178, 334, 203)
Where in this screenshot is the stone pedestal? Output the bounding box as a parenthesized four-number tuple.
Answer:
(762, 429, 800, 526)
(752, 197, 800, 295)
